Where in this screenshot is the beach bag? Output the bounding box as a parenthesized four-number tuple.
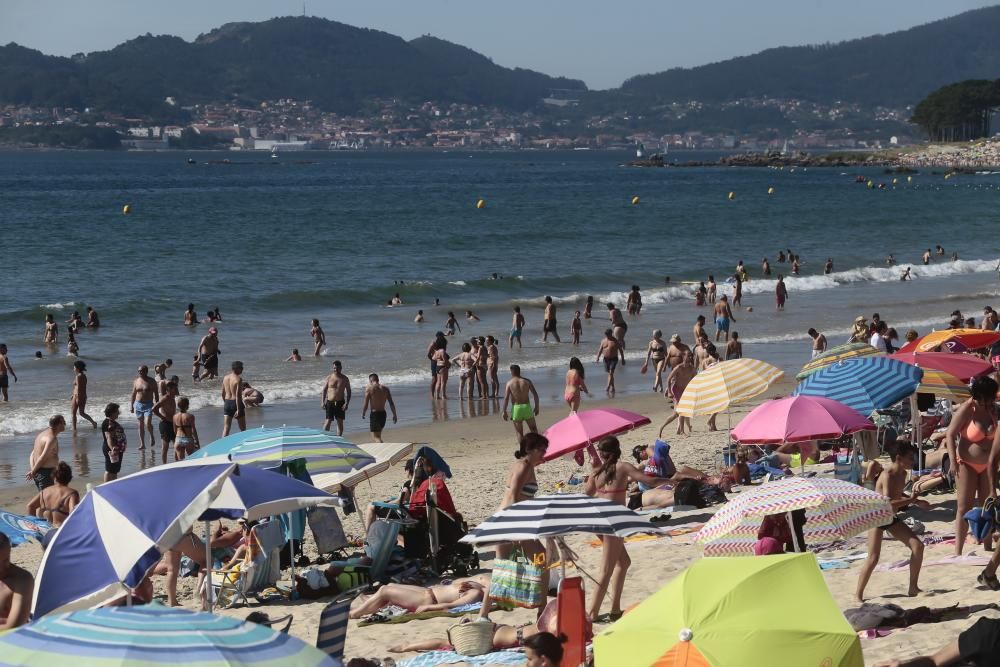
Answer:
(488, 547, 545, 609)
(834, 448, 862, 485)
(448, 619, 495, 656)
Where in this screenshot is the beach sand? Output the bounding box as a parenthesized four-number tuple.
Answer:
(5, 382, 994, 666)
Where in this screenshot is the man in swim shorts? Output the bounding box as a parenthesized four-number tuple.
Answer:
(322, 360, 352, 436)
(808, 328, 827, 358)
(509, 306, 525, 349)
(543, 297, 560, 343)
(152, 381, 178, 464)
(129, 365, 159, 451)
(26, 415, 64, 491)
(502, 364, 540, 440)
(714, 295, 735, 342)
(221, 361, 246, 437)
(198, 327, 221, 380)
(362, 373, 397, 443)
(0, 344, 16, 402)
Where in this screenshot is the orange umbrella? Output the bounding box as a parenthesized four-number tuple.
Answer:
(900, 328, 1000, 354)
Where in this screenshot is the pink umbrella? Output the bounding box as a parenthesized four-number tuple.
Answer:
(731, 395, 874, 445)
(542, 409, 651, 462)
(888, 351, 992, 382)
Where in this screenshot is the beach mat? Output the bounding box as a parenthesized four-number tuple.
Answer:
(398, 650, 525, 667)
(359, 603, 483, 627)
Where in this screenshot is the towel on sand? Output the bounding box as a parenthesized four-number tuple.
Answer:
(399, 650, 525, 667)
(359, 603, 484, 627)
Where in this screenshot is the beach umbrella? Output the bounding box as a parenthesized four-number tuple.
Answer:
(193, 426, 375, 475)
(918, 368, 970, 402)
(901, 328, 1000, 353)
(694, 477, 892, 556)
(32, 461, 237, 617)
(888, 350, 992, 381)
(460, 494, 664, 545)
(310, 442, 416, 492)
(675, 358, 784, 417)
(0, 604, 335, 666)
(731, 396, 875, 445)
(542, 409, 651, 462)
(0, 511, 49, 547)
(796, 342, 882, 380)
(791, 357, 923, 415)
(594, 553, 863, 666)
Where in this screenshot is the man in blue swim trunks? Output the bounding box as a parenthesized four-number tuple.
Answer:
(509, 306, 525, 349)
(713, 295, 736, 343)
(129, 365, 159, 451)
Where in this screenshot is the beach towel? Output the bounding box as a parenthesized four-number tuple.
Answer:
(0, 511, 50, 546)
(876, 552, 990, 572)
(358, 604, 484, 627)
(398, 650, 525, 667)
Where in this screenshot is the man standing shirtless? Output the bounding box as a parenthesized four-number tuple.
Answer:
(714, 295, 736, 342)
(322, 360, 352, 435)
(666, 334, 690, 370)
(221, 361, 246, 437)
(362, 373, 397, 443)
(152, 381, 179, 463)
(502, 364, 540, 440)
(509, 306, 525, 349)
(543, 296, 560, 343)
(808, 328, 828, 358)
(130, 365, 159, 451)
(198, 327, 221, 380)
(659, 352, 697, 436)
(0, 532, 33, 630)
(26, 415, 64, 490)
(0, 344, 16, 401)
(485, 335, 500, 397)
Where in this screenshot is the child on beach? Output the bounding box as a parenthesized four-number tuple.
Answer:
(190, 355, 201, 382)
(571, 310, 582, 344)
(855, 442, 927, 602)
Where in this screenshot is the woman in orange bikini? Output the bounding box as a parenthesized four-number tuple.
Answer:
(564, 357, 590, 413)
(946, 376, 1000, 555)
(583, 436, 669, 622)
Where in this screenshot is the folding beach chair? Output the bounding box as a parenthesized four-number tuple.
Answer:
(307, 505, 349, 556)
(316, 592, 361, 664)
(206, 519, 284, 608)
(327, 516, 403, 584)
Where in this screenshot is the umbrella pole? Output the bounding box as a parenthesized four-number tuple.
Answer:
(286, 468, 297, 600)
(786, 511, 802, 553)
(205, 519, 213, 613)
(911, 393, 921, 474)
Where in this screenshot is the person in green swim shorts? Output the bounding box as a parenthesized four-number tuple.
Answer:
(502, 364, 540, 440)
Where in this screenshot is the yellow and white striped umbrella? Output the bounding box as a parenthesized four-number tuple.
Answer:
(676, 358, 784, 416)
(917, 368, 970, 402)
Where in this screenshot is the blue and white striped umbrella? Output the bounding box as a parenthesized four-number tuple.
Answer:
(194, 427, 375, 476)
(0, 604, 335, 666)
(792, 356, 923, 416)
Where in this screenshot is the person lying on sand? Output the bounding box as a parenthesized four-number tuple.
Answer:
(877, 616, 1000, 667)
(349, 575, 491, 619)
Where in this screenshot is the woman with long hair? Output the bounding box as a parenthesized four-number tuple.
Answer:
(583, 436, 667, 621)
(496, 434, 548, 563)
(642, 329, 668, 392)
(946, 376, 1000, 555)
(564, 357, 589, 413)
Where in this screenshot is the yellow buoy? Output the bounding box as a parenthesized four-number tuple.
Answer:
(767, 187, 775, 195)
(728, 192, 735, 201)
(475, 199, 485, 209)
(122, 204, 131, 215)
(866, 180, 873, 188)
(907, 175, 913, 183)
(892, 178, 898, 185)
(631, 195, 640, 206)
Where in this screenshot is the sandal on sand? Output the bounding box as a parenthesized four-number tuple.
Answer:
(593, 610, 624, 623)
(978, 569, 1000, 591)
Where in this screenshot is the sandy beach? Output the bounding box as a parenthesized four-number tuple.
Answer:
(8, 377, 994, 666)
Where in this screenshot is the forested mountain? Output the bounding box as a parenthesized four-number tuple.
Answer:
(0, 16, 586, 116)
(621, 5, 1000, 107)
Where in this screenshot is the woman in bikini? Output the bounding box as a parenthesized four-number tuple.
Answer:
(496, 434, 550, 568)
(26, 461, 79, 527)
(642, 329, 669, 392)
(946, 376, 1000, 555)
(433, 345, 450, 399)
(584, 436, 668, 622)
(172, 397, 200, 460)
(564, 357, 590, 413)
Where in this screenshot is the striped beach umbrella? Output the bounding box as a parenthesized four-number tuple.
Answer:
(310, 442, 416, 492)
(905, 328, 1000, 353)
(796, 342, 882, 380)
(792, 357, 923, 415)
(695, 477, 892, 556)
(0, 604, 335, 666)
(202, 427, 375, 475)
(460, 494, 664, 545)
(675, 358, 784, 417)
(918, 368, 970, 401)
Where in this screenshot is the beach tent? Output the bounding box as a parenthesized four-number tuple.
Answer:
(594, 553, 863, 667)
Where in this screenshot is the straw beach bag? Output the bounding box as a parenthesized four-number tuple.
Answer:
(488, 547, 545, 609)
(448, 619, 495, 656)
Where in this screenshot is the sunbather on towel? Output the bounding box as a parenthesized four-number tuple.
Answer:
(877, 616, 1000, 667)
(349, 575, 491, 619)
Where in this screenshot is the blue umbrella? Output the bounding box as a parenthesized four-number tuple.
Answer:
(0, 604, 335, 666)
(193, 426, 281, 458)
(792, 356, 923, 415)
(31, 460, 236, 618)
(192, 427, 375, 475)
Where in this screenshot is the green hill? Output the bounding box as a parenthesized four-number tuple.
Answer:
(621, 5, 1000, 106)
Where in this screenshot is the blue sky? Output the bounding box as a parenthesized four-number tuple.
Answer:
(0, 0, 995, 89)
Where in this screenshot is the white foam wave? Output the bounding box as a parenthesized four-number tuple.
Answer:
(40, 302, 75, 310)
(448, 281, 468, 286)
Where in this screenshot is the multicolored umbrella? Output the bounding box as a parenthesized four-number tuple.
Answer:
(731, 396, 874, 445)
(310, 442, 416, 492)
(695, 477, 892, 556)
(918, 368, 970, 402)
(594, 553, 863, 667)
(0, 604, 335, 666)
(676, 358, 784, 417)
(195, 427, 375, 475)
(796, 342, 882, 380)
(791, 356, 923, 415)
(901, 328, 1000, 354)
(542, 409, 651, 462)
(888, 350, 993, 381)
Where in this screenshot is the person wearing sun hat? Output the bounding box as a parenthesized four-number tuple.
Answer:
(850, 315, 869, 343)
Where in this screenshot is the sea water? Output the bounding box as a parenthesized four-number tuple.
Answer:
(1, 150, 998, 485)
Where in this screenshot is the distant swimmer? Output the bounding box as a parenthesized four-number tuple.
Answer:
(392, 293, 403, 306)
(694, 282, 706, 307)
(184, 304, 198, 326)
(886, 254, 896, 266)
(310, 319, 326, 357)
(571, 310, 583, 345)
(707, 275, 717, 304)
(922, 249, 932, 265)
(43, 314, 58, 345)
(66, 333, 78, 357)
(761, 257, 771, 276)
(542, 296, 560, 343)
(777, 251, 786, 263)
(434, 298, 440, 306)
(0, 344, 17, 401)
(415, 310, 425, 323)
(936, 244, 945, 257)
(445, 311, 461, 336)
(465, 310, 480, 322)
(626, 285, 642, 316)
(584, 296, 594, 319)
(791, 256, 800, 276)
(824, 258, 834, 275)
(951, 252, 959, 262)
(286, 348, 302, 362)
(509, 306, 524, 349)
(66, 311, 83, 335)
(86, 306, 100, 328)
(714, 296, 735, 342)
(362, 373, 397, 443)
(501, 364, 539, 441)
(776, 275, 788, 310)
(900, 267, 912, 281)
